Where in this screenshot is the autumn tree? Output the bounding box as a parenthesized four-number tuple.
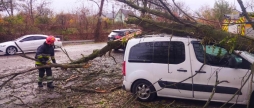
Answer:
(213, 0, 233, 23)
(195, 0, 234, 28)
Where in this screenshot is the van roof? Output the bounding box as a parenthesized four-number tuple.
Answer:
(133, 34, 200, 41)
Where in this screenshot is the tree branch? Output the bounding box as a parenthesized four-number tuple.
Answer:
(237, 0, 254, 29)
(0, 64, 87, 79)
(117, 0, 175, 21)
(220, 64, 254, 108)
(203, 71, 229, 108)
(172, 0, 197, 22)
(0, 74, 18, 90)
(158, 0, 183, 24)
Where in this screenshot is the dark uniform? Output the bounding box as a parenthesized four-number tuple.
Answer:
(35, 42, 56, 88)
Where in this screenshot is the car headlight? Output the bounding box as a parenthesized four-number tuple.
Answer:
(0, 45, 6, 47)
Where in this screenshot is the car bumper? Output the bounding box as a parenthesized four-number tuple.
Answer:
(122, 80, 132, 92)
(54, 42, 63, 48)
(54, 45, 61, 48)
(108, 37, 115, 41)
(0, 47, 6, 55)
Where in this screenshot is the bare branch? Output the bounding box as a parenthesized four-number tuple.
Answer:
(0, 63, 87, 79)
(172, 0, 196, 22)
(220, 64, 254, 108)
(203, 71, 229, 108)
(9, 95, 32, 108)
(158, 0, 183, 24)
(0, 74, 17, 90)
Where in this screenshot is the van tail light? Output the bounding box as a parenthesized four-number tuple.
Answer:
(122, 61, 126, 76)
(115, 36, 121, 39)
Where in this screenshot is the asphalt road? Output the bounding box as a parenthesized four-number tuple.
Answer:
(0, 42, 107, 73)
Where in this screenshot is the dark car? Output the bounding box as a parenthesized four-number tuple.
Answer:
(108, 29, 133, 50)
(108, 29, 131, 41)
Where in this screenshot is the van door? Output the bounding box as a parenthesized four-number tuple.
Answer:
(190, 41, 250, 102)
(153, 40, 193, 98)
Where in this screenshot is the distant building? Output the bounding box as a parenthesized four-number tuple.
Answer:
(114, 9, 135, 23)
(102, 13, 114, 20)
(222, 9, 254, 38)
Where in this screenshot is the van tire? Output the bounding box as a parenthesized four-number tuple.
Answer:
(249, 92, 254, 108)
(132, 80, 157, 102)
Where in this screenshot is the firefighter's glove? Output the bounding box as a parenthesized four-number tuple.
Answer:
(41, 61, 47, 65)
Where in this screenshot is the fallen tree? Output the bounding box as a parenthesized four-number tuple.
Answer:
(1, 0, 254, 107)
(115, 0, 254, 53)
(69, 0, 254, 64)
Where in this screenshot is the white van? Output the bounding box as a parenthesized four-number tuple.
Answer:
(122, 34, 254, 106)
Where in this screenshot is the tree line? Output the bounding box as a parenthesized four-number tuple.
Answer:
(0, 0, 251, 42)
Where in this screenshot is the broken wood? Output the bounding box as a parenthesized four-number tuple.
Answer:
(71, 30, 142, 64)
(0, 63, 88, 79)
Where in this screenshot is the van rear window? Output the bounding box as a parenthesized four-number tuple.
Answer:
(128, 42, 153, 63)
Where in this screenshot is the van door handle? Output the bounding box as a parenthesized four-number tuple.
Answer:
(177, 69, 187, 72)
(195, 71, 206, 73)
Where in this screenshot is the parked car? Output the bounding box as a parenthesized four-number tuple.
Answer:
(0, 34, 62, 55)
(108, 29, 131, 41)
(108, 29, 141, 50)
(122, 34, 254, 106)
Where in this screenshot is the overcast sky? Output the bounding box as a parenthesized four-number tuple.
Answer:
(48, 0, 251, 14)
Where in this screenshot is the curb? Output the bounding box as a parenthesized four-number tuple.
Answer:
(62, 40, 94, 44)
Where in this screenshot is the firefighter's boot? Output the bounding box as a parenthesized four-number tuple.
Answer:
(47, 82, 54, 89)
(38, 82, 43, 87)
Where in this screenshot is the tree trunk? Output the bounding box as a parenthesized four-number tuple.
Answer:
(94, 0, 105, 42)
(72, 31, 141, 64)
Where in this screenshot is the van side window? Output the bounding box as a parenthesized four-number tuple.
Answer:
(128, 42, 153, 63)
(192, 41, 251, 69)
(128, 41, 185, 64)
(153, 41, 185, 64)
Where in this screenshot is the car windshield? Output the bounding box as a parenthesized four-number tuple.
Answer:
(110, 31, 125, 36)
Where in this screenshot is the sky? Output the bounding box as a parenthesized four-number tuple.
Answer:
(49, 0, 251, 14)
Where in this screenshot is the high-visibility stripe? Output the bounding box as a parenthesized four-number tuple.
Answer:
(47, 76, 53, 82)
(222, 19, 229, 31)
(38, 77, 43, 82)
(35, 54, 52, 65)
(240, 17, 245, 35)
(241, 25, 245, 35)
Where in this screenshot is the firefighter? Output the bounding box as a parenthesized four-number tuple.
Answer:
(35, 35, 56, 89)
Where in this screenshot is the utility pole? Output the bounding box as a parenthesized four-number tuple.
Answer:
(112, 4, 114, 24)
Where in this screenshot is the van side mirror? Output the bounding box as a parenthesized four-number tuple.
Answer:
(228, 55, 242, 68)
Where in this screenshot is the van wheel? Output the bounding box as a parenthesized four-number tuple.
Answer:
(6, 46, 17, 55)
(249, 92, 254, 108)
(132, 80, 157, 102)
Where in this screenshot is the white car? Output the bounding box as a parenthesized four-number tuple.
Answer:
(122, 34, 254, 106)
(0, 34, 62, 55)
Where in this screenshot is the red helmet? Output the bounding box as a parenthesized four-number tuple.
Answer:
(46, 35, 55, 45)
